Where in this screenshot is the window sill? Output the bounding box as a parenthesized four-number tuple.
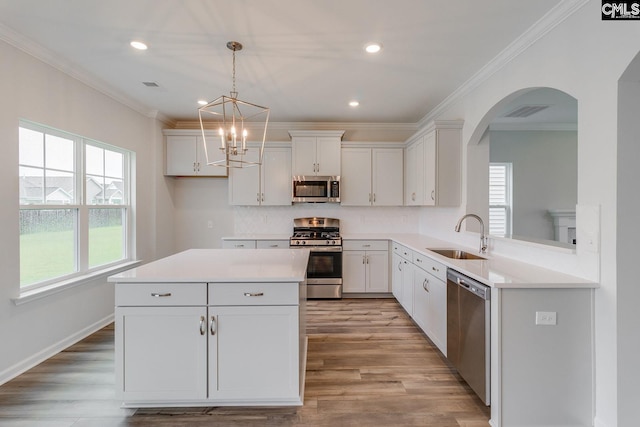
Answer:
(13, 261, 141, 306)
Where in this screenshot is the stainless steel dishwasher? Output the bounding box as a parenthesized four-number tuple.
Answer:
(446, 269, 491, 405)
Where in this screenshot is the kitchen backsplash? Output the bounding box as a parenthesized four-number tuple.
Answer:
(232, 204, 420, 235)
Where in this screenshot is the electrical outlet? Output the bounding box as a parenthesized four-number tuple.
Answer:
(535, 311, 557, 326)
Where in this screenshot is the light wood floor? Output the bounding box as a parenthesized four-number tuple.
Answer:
(0, 298, 489, 426)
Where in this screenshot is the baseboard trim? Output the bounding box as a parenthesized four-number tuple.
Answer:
(0, 313, 114, 386)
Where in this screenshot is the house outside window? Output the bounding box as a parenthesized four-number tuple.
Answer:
(18, 121, 133, 289)
(489, 162, 512, 237)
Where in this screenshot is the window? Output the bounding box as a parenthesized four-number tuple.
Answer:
(19, 121, 132, 289)
(489, 163, 512, 237)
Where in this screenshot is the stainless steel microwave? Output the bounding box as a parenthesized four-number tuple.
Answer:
(292, 176, 340, 203)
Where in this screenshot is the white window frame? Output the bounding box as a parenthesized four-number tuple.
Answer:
(489, 162, 513, 237)
(18, 120, 135, 296)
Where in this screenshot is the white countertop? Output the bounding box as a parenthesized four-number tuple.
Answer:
(344, 233, 597, 289)
(108, 248, 310, 283)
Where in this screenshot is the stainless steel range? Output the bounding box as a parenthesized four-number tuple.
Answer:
(290, 217, 342, 299)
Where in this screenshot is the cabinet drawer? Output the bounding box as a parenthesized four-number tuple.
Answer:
(222, 240, 257, 249)
(343, 240, 388, 251)
(115, 283, 206, 306)
(392, 242, 412, 259)
(209, 282, 299, 306)
(256, 240, 289, 249)
(412, 253, 446, 282)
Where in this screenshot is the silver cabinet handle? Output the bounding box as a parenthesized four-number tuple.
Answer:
(431, 190, 435, 201)
(151, 292, 172, 297)
(411, 192, 416, 201)
(366, 256, 369, 264)
(362, 244, 371, 248)
(234, 244, 245, 248)
(362, 256, 366, 264)
(416, 257, 421, 262)
(193, 162, 197, 172)
(257, 193, 261, 202)
(373, 193, 376, 203)
(261, 193, 265, 202)
(423, 278, 429, 292)
(369, 193, 372, 203)
(432, 266, 439, 272)
(398, 261, 402, 271)
(210, 316, 216, 335)
(244, 292, 264, 297)
(269, 244, 278, 248)
(199, 316, 206, 335)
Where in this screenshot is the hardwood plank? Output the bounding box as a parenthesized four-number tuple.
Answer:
(0, 298, 489, 426)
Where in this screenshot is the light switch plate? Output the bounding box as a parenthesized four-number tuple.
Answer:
(535, 311, 557, 326)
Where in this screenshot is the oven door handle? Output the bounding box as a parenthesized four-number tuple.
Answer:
(305, 246, 343, 252)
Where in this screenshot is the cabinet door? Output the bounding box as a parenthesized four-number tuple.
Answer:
(166, 135, 198, 176)
(400, 262, 414, 315)
(256, 240, 289, 249)
(412, 267, 431, 334)
(261, 147, 292, 206)
(372, 148, 403, 206)
(196, 136, 227, 177)
(291, 137, 317, 176)
(316, 137, 341, 176)
(228, 148, 261, 205)
(343, 250, 366, 293)
(209, 305, 299, 400)
(116, 306, 207, 401)
(341, 148, 372, 206)
(426, 275, 447, 355)
(423, 132, 437, 206)
(405, 140, 425, 205)
(366, 251, 389, 292)
(391, 253, 404, 301)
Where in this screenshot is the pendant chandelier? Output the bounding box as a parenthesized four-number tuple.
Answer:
(198, 41, 270, 168)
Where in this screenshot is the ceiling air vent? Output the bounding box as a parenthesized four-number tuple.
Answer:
(504, 105, 549, 118)
(142, 81, 160, 87)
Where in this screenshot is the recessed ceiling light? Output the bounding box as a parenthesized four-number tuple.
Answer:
(197, 99, 208, 106)
(130, 40, 148, 50)
(365, 42, 382, 54)
(349, 100, 360, 107)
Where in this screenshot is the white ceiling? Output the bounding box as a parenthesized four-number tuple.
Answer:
(0, 0, 563, 125)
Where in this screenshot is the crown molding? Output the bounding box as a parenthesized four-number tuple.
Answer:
(416, 0, 590, 130)
(174, 120, 418, 133)
(0, 22, 156, 119)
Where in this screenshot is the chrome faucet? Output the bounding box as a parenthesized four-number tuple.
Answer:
(454, 214, 488, 254)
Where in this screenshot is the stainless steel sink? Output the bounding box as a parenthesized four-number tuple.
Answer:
(428, 248, 486, 260)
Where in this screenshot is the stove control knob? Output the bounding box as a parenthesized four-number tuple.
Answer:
(326, 240, 331, 244)
(302, 241, 306, 245)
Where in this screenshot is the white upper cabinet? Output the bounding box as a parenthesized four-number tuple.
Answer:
(290, 130, 344, 176)
(165, 132, 227, 177)
(341, 147, 403, 206)
(228, 145, 292, 206)
(404, 120, 462, 206)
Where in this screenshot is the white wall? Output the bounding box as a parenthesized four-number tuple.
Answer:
(0, 39, 172, 383)
(416, 1, 638, 425)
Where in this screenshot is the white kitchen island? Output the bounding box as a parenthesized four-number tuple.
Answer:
(108, 248, 309, 408)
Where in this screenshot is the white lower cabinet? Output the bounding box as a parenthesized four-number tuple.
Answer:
(115, 281, 302, 406)
(116, 305, 208, 402)
(391, 241, 447, 356)
(391, 243, 414, 315)
(209, 305, 299, 400)
(342, 240, 389, 293)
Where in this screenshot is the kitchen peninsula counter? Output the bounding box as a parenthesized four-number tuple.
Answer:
(109, 248, 309, 408)
(342, 233, 597, 289)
